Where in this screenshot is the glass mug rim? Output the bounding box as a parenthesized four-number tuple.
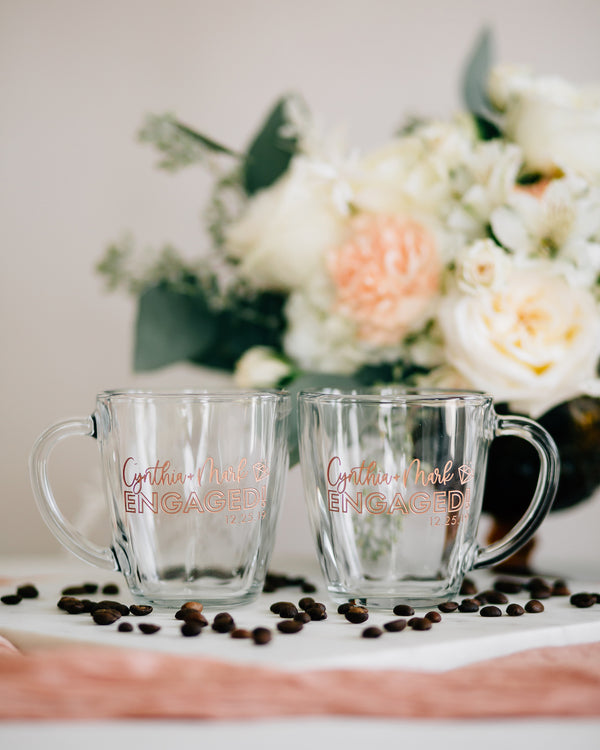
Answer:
(96, 388, 290, 403)
(298, 387, 491, 406)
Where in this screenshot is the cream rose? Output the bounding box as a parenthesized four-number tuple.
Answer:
(489, 65, 600, 181)
(438, 265, 600, 416)
(225, 156, 350, 292)
(233, 346, 291, 388)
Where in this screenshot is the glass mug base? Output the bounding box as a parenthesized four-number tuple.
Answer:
(326, 579, 462, 610)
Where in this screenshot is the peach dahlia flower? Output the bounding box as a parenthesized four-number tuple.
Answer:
(327, 214, 441, 347)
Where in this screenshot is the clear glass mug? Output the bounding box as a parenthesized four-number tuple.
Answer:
(30, 390, 290, 607)
(298, 389, 559, 608)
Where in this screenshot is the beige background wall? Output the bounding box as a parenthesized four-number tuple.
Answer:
(2, 0, 600, 570)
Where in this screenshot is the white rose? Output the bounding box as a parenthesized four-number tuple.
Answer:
(454, 239, 512, 294)
(225, 156, 350, 292)
(489, 64, 600, 181)
(438, 265, 600, 416)
(233, 347, 291, 388)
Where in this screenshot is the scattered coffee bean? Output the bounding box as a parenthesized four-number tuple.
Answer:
(61, 585, 88, 596)
(569, 592, 597, 608)
(57, 596, 80, 611)
(506, 603, 525, 617)
(306, 604, 327, 621)
(1, 594, 22, 605)
(552, 580, 571, 597)
(344, 606, 368, 624)
(460, 578, 477, 596)
(138, 623, 161, 634)
(493, 578, 523, 594)
(525, 600, 544, 613)
(298, 597, 316, 611)
(181, 601, 203, 612)
(294, 612, 311, 624)
(409, 617, 432, 631)
(477, 590, 509, 605)
(425, 611, 442, 623)
(277, 620, 304, 634)
(83, 583, 99, 594)
(64, 600, 88, 615)
(459, 599, 480, 613)
(276, 602, 298, 619)
(118, 622, 134, 632)
(252, 627, 272, 645)
(526, 576, 549, 591)
(362, 626, 383, 638)
(212, 613, 235, 633)
(102, 583, 120, 595)
(529, 585, 552, 600)
(337, 602, 352, 615)
(178, 609, 208, 626)
(231, 629, 253, 639)
(438, 601, 459, 613)
(16, 584, 39, 599)
(480, 605, 502, 618)
(383, 619, 407, 632)
(94, 600, 129, 616)
(181, 621, 203, 637)
(263, 572, 316, 594)
(393, 604, 415, 616)
(269, 602, 285, 614)
(129, 605, 153, 616)
(301, 582, 317, 594)
(92, 608, 122, 625)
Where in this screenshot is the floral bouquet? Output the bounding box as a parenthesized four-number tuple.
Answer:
(98, 31, 600, 537)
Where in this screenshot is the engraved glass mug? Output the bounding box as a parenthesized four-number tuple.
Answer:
(30, 390, 290, 606)
(298, 389, 559, 608)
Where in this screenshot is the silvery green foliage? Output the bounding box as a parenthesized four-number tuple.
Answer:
(138, 113, 215, 171)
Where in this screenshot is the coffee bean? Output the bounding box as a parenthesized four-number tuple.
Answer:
(65, 600, 88, 615)
(493, 578, 523, 594)
(61, 585, 88, 596)
(231, 628, 253, 639)
(94, 600, 129, 616)
(307, 605, 327, 621)
(506, 603, 525, 616)
(383, 619, 407, 632)
(138, 623, 161, 634)
(212, 613, 235, 633)
(57, 596, 80, 611)
(529, 586, 552, 600)
(181, 621, 203, 637)
(102, 584, 120, 595)
(409, 617, 432, 630)
(570, 592, 597, 608)
(276, 602, 299, 619)
(129, 605, 153, 616)
(337, 602, 352, 615)
(16, 584, 39, 599)
(480, 605, 502, 618)
(118, 622, 134, 632)
(92, 608, 122, 625)
(80, 600, 96, 613)
(294, 612, 311, 624)
(298, 597, 316, 611)
(552, 580, 571, 597)
(425, 611, 442, 623)
(393, 604, 415, 616)
(277, 620, 304, 634)
(362, 626, 383, 638)
(301, 582, 317, 594)
(526, 576, 550, 591)
(344, 606, 368, 624)
(269, 601, 287, 614)
(525, 600, 544, 613)
(438, 601, 459, 613)
(477, 590, 508, 605)
(460, 578, 477, 596)
(252, 627, 272, 645)
(179, 609, 208, 626)
(83, 583, 99, 594)
(459, 599, 480, 613)
(1, 594, 22, 605)
(181, 601, 203, 612)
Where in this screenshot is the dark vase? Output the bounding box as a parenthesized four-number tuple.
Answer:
(483, 396, 600, 572)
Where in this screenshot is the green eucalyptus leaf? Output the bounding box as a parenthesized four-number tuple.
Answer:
(173, 121, 241, 158)
(461, 28, 502, 138)
(134, 284, 217, 371)
(243, 97, 298, 195)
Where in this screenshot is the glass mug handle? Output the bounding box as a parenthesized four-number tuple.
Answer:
(29, 416, 118, 571)
(472, 415, 560, 570)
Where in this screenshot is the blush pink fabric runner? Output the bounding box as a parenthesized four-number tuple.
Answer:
(0, 635, 599, 720)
